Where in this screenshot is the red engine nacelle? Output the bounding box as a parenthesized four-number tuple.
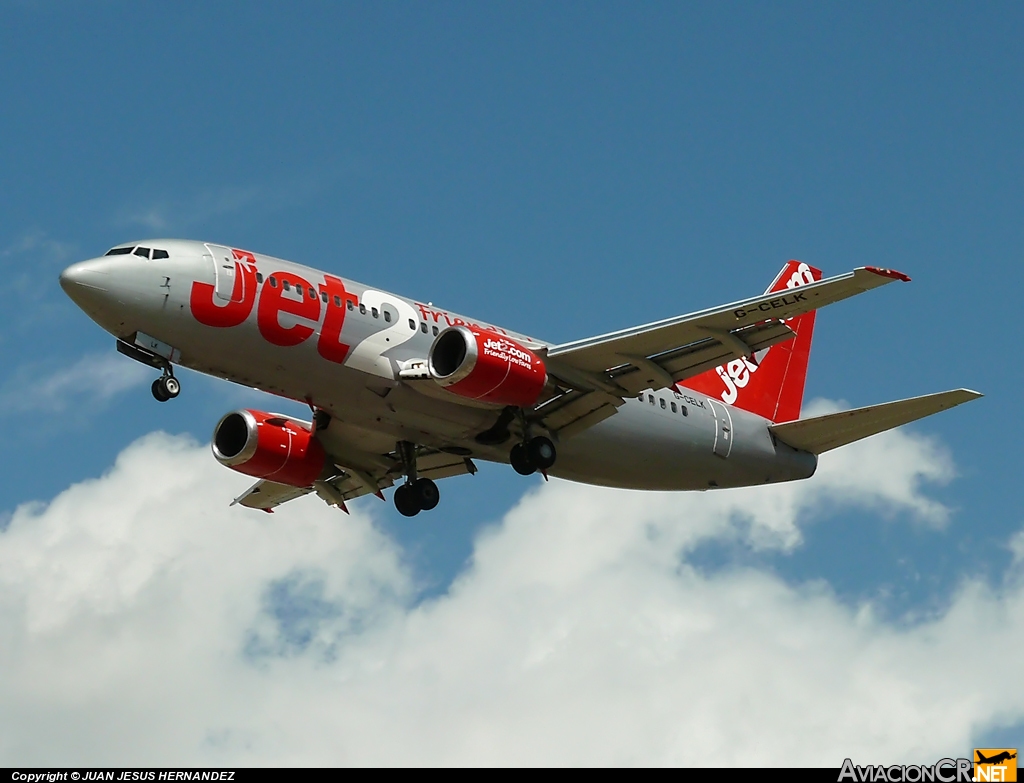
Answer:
(211, 409, 326, 487)
(427, 326, 547, 407)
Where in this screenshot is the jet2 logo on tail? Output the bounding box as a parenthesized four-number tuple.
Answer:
(714, 261, 817, 405)
(783, 262, 817, 291)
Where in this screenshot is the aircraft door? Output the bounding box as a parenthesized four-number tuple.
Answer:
(708, 399, 734, 458)
(204, 244, 241, 302)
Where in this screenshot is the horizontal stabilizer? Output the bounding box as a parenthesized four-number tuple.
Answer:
(769, 389, 982, 454)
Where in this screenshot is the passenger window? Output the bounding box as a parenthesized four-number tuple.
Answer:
(359, 304, 366, 315)
(256, 272, 264, 283)
(134, 247, 151, 258)
(283, 280, 291, 292)
(681, 406, 688, 417)
(421, 322, 428, 334)
(384, 310, 391, 323)
(409, 319, 416, 330)
(321, 291, 328, 303)
(105, 247, 133, 255)
(671, 402, 677, 413)
(371, 307, 379, 319)
(637, 393, 645, 401)
(309, 288, 316, 300)
(660, 398, 666, 409)
(152, 249, 169, 260)
(432, 325, 439, 336)
(269, 276, 278, 288)
(648, 395, 655, 404)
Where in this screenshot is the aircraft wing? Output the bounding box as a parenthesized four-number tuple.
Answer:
(768, 389, 982, 454)
(230, 448, 477, 512)
(545, 266, 909, 397)
(232, 480, 314, 512)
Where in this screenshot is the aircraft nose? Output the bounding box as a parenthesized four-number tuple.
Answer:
(59, 258, 118, 316)
(59, 260, 108, 295)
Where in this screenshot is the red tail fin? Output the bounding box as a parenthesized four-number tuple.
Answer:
(681, 261, 821, 423)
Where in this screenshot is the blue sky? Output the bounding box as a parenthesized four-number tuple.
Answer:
(1, 2, 1022, 763)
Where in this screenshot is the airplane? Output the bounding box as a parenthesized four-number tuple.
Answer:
(976, 752, 1017, 765)
(58, 241, 981, 517)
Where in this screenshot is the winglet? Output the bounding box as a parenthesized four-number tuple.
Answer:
(863, 266, 911, 283)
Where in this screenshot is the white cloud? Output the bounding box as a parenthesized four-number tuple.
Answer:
(0, 353, 149, 414)
(1010, 530, 1024, 564)
(0, 231, 79, 341)
(115, 184, 279, 234)
(0, 416, 1017, 766)
(0, 231, 75, 265)
(794, 398, 955, 529)
(126, 207, 170, 232)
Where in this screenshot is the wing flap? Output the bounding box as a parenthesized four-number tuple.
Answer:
(606, 321, 795, 395)
(230, 445, 479, 513)
(232, 480, 313, 511)
(534, 389, 624, 438)
(232, 470, 395, 512)
(416, 451, 479, 480)
(328, 470, 394, 501)
(769, 389, 982, 454)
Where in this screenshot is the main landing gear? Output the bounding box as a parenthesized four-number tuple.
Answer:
(151, 370, 180, 402)
(394, 478, 440, 517)
(509, 435, 557, 476)
(393, 440, 440, 518)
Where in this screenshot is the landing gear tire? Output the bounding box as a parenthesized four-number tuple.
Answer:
(162, 376, 180, 398)
(151, 379, 170, 402)
(413, 478, 440, 511)
(394, 484, 420, 517)
(510, 443, 537, 476)
(527, 436, 556, 470)
(151, 374, 179, 402)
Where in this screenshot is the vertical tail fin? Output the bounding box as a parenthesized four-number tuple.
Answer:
(681, 261, 821, 423)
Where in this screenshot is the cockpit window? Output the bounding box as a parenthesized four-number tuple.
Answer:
(134, 247, 151, 258)
(105, 246, 134, 255)
(152, 249, 169, 260)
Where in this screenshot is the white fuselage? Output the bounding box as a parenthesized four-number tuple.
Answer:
(59, 239, 817, 491)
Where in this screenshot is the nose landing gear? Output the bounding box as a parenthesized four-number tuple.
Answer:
(114, 336, 182, 403)
(151, 371, 180, 402)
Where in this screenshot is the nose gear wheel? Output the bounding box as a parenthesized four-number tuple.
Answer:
(151, 373, 180, 402)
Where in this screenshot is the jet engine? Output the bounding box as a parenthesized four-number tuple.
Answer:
(211, 409, 326, 487)
(428, 326, 547, 407)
